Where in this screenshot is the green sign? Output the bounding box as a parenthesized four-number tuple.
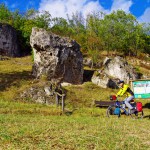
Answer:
(132, 80, 150, 99)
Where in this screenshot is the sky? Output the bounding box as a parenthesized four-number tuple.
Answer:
(1, 0, 150, 23)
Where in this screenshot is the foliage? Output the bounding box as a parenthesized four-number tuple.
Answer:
(0, 3, 12, 23)
(0, 4, 51, 55)
(0, 4, 150, 59)
(141, 23, 150, 54)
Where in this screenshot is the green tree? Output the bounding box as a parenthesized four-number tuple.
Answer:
(141, 23, 150, 54)
(66, 12, 87, 52)
(51, 17, 70, 36)
(34, 11, 51, 29)
(0, 3, 12, 23)
(101, 10, 139, 55)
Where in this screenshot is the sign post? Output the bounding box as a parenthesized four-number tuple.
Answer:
(131, 79, 150, 99)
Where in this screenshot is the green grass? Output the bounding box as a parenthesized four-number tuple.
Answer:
(0, 56, 33, 101)
(0, 56, 150, 149)
(0, 114, 150, 150)
(64, 82, 117, 109)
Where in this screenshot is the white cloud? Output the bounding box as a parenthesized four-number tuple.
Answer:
(39, 0, 106, 19)
(38, 0, 133, 19)
(138, 7, 150, 23)
(82, 1, 108, 17)
(111, 0, 133, 13)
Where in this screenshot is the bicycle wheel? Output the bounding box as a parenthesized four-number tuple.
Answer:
(106, 105, 120, 118)
(130, 110, 144, 119)
(138, 111, 144, 119)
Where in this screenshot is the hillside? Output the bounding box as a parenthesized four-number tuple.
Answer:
(0, 56, 150, 149)
(1, 55, 149, 108)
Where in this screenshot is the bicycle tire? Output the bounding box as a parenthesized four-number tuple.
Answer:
(130, 110, 144, 119)
(106, 105, 120, 118)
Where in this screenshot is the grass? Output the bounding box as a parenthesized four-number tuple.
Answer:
(0, 56, 33, 101)
(0, 114, 150, 150)
(0, 56, 150, 149)
(64, 82, 117, 109)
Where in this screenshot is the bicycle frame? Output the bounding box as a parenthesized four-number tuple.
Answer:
(114, 100, 130, 115)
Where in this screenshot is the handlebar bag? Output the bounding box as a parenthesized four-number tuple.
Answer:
(110, 95, 117, 100)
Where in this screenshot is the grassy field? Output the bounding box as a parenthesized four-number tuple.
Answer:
(0, 56, 150, 150)
(0, 113, 150, 150)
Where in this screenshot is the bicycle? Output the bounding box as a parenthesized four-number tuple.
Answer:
(106, 95, 144, 119)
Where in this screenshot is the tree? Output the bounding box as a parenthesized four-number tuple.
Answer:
(101, 10, 140, 55)
(34, 11, 51, 29)
(1, 5, 149, 57)
(0, 3, 12, 23)
(67, 12, 87, 52)
(141, 23, 150, 54)
(51, 17, 70, 36)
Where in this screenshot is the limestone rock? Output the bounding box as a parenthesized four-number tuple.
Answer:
(92, 73, 109, 88)
(61, 82, 72, 87)
(83, 58, 92, 67)
(91, 56, 140, 88)
(91, 71, 118, 89)
(103, 57, 111, 65)
(20, 86, 55, 105)
(0, 23, 20, 57)
(104, 56, 139, 82)
(30, 27, 83, 84)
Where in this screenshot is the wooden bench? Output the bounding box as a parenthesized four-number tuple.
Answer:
(95, 101, 116, 107)
(95, 100, 116, 107)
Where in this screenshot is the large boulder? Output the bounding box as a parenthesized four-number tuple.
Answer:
(30, 27, 83, 84)
(91, 71, 118, 89)
(92, 73, 109, 88)
(103, 56, 139, 82)
(92, 56, 140, 88)
(0, 23, 20, 57)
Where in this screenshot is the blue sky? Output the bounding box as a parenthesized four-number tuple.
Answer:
(1, 0, 150, 22)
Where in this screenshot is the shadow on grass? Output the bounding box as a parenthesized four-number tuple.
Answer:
(0, 71, 33, 91)
(143, 103, 150, 109)
(143, 103, 150, 119)
(143, 115, 150, 119)
(64, 109, 78, 116)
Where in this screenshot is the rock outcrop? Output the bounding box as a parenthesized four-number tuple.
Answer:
(104, 56, 139, 82)
(91, 71, 118, 89)
(30, 27, 83, 84)
(83, 58, 92, 67)
(92, 56, 140, 88)
(0, 23, 20, 57)
(19, 82, 65, 105)
(20, 86, 55, 105)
